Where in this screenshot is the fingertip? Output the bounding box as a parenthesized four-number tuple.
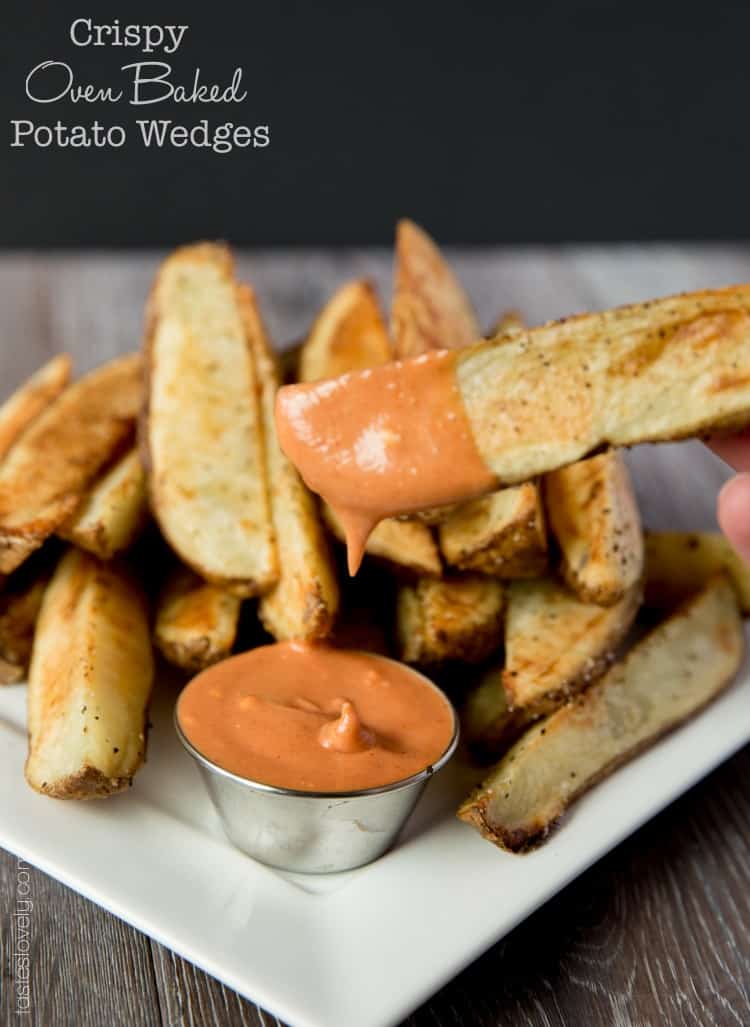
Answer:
(717, 473, 750, 564)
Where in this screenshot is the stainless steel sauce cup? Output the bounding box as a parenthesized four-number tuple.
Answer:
(175, 665, 459, 874)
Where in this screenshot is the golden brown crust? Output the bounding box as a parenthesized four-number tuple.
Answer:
(154, 565, 240, 672)
(240, 284, 340, 640)
(396, 575, 504, 665)
(458, 575, 743, 851)
(391, 219, 481, 359)
(0, 355, 142, 575)
(439, 482, 547, 577)
(141, 243, 277, 596)
(544, 451, 643, 605)
(299, 280, 393, 383)
(458, 286, 750, 485)
(0, 355, 72, 462)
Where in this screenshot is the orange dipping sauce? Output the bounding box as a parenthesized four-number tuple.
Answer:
(176, 642, 456, 793)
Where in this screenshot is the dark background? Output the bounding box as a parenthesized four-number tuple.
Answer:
(3, 1, 750, 247)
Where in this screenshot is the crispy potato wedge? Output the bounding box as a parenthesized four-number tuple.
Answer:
(396, 575, 504, 665)
(459, 575, 743, 851)
(439, 482, 547, 577)
(154, 565, 240, 671)
(25, 548, 154, 799)
(502, 577, 641, 716)
(300, 279, 440, 575)
(544, 450, 643, 605)
(142, 243, 277, 596)
(58, 448, 148, 560)
(323, 503, 441, 577)
(0, 355, 72, 461)
(0, 354, 142, 575)
(459, 286, 750, 485)
(645, 531, 750, 614)
(391, 219, 481, 359)
(299, 280, 392, 383)
(239, 285, 339, 640)
(462, 666, 535, 761)
(0, 553, 54, 684)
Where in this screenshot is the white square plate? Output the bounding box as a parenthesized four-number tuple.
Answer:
(1, 441, 748, 1027)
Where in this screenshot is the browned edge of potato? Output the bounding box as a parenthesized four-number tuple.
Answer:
(645, 530, 750, 614)
(502, 576, 642, 715)
(391, 219, 481, 359)
(0, 550, 55, 683)
(239, 284, 340, 641)
(25, 548, 154, 799)
(299, 278, 441, 576)
(141, 242, 278, 597)
(58, 447, 148, 560)
(154, 564, 241, 672)
(439, 482, 547, 578)
(0, 354, 72, 461)
(0, 354, 142, 576)
(458, 574, 743, 851)
(396, 575, 504, 665)
(299, 279, 393, 382)
(461, 666, 537, 762)
(544, 450, 643, 605)
(458, 285, 750, 486)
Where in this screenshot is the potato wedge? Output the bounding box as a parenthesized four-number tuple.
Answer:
(239, 285, 339, 640)
(391, 219, 481, 359)
(439, 482, 547, 577)
(0, 355, 72, 461)
(462, 666, 535, 761)
(154, 565, 240, 671)
(299, 282, 441, 576)
(458, 575, 743, 851)
(142, 243, 277, 596)
(488, 310, 526, 338)
(396, 575, 504, 665)
(299, 280, 392, 383)
(0, 354, 142, 575)
(0, 552, 54, 684)
(58, 448, 148, 560)
(544, 450, 642, 605)
(25, 548, 154, 799)
(459, 286, 750, 485)
(323, 503, 441, 577)
(645, 531, 750, 614)
(502, 577, 641, 716)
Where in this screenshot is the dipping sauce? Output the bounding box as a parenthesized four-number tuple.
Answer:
(176, 642, 456, 792)
(275, 349, 497, 574)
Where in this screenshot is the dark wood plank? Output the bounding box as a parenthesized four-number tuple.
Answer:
(0, 848, 161, 1027)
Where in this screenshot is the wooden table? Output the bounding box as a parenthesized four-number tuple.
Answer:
(1, 248, 749, 1027)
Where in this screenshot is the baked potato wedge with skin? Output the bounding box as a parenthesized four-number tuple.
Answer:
(502, 577, 642, 717)
(300, 279, 440, 576)
(391, 219, 481, 359)
(142, 243, 277, 597)
(322, 503, 441, 578)
(459, 575, 744, 852)
(396, 575, 504, 665)
(645, 531, 750, 614)
(58, 448, 148, 560)
(299, 280, 393, 383)
(239, 285, 339, 641)
(0, 354, 142, 575)
(544, 450, 643, 605)
(462, 666, 535, 761)
(154, 565, 241, 672)
(0, 354, 72, 461)
(0, 553, 54, 684)
(459, 285, 750, 487)
(488, 310, 526, 339)
(25, 548, 154, 799)
(439, 482, 547, 578)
